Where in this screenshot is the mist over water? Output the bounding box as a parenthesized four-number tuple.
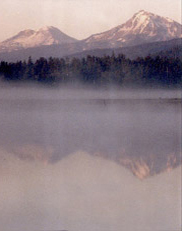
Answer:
(0, 85, 181, 231)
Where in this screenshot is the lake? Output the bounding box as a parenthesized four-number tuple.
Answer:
(0, 85, 181, 231)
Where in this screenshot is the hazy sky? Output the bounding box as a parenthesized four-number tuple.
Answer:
(0, 0, 181, 42)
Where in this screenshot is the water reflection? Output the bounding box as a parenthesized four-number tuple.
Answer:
(0, 86, 181, 231)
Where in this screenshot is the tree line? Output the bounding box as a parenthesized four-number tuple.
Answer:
(0, 54, 181, 87)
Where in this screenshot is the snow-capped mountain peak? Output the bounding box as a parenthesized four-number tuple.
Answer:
(128, 10, 180, 35)
(83, 10, 182, 49)
(0, 26, 78, 52)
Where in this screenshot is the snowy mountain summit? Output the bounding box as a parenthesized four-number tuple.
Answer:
(83, 10, 182, 49)
(0, 26, 77, 52)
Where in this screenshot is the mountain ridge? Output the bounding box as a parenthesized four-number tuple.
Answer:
(0, 10, 181, 60)
(67, 38, 182, 60)
(0, 38, 181, 62)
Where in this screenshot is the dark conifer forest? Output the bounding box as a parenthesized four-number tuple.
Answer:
(0, 54, 181, 87)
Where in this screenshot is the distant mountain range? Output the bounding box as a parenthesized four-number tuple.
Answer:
(0, 37, 181, 62)
(0, 10, 181, 61)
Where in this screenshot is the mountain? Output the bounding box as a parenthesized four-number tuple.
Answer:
(0, 26, 78, 53)
(0, 10, 181, 61)
(82, 10, 182, 49)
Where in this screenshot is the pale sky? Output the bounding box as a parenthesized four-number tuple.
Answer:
(0, 0, 181, 42)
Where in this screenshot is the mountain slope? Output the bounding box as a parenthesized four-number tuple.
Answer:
(68, 38, 182, 60)
(82, 10, 182, 49)
(0, 26, 78, 53)
(0, 38, 181, 62)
